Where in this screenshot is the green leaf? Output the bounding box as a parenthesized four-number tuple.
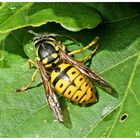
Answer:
(85, 3, 140, 23)
(85, 4, 140, 138)
(0, 2, 101, 33)
(0, 3, 140, 138)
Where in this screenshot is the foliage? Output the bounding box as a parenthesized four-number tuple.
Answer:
(0, 2, 140, 138)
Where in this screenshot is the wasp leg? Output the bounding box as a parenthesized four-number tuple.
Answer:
(16, 69, 39, 92)
(68, 37, 99, 56)
(28, 59, 36, 68)
(77, 44, 99, 63)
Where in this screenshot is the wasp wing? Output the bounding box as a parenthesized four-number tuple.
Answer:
(59, 48, 118, 98)
(36, 61, 63, 122)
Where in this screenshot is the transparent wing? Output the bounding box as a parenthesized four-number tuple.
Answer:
(36, 60, 63, 122)
(59, 48, 118, 98)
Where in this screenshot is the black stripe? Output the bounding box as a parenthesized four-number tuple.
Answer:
(86, 87, 97, 103)
(45, 55, 59, 65)
(35, 39, 46, 47)
(68, 74, 82, 100)
(78, 81, 91, 102)
(78, 90, 89, 103)
(53, 66, 71, 87)
(60, 69, 82, 96)
(35, 38, 56, 46)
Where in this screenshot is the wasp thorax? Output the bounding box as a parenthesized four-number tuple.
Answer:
(38, 43, 57, 60)
(35, 34, 60, 68)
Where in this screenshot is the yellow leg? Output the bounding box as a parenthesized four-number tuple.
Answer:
(16, 69, 39, 92)
(77, 44, 99, 63)
(68, 37, 99, 56)
(28, 59, 36, 68)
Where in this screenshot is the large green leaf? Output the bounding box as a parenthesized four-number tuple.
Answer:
(85, 4, 140, 138)
(0, 3, 101, 33)
(0, 3, 140, 138)
(85, 3, 140, 23)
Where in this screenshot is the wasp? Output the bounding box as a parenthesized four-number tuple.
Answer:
(17, 30, 117, 122)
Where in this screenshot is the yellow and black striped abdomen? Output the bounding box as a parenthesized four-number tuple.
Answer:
(51, 63, 97, 104)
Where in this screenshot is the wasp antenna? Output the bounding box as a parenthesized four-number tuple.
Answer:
(64, 35, 79, 46)
(56, 34, 79, 46)
(28, 30, 39, 36)
(24, 27, 39, 37)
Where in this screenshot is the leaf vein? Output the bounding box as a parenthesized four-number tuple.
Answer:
(129, 88, 140, 105)
(0, 3, 33, 28)
(102, 14, 140, 24)
(84, 106, 118, 137)
(100, 53, 138, 74)
(106, 53, 140, 137)
(7, 103, 47, 135)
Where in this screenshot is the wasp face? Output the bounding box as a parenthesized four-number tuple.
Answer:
(34, 35, 46, 46)
(34, 33, 57, 47)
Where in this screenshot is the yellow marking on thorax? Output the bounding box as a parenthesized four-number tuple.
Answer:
(36, 57, 40, 61)
(62, 44, 66, 51)
(46, 41, 55, 47)
(53, 58, 59, 64)
(47, 38, 55, 42)
(42, 57, 48, 64)
(44, 63, 52, 68)
(52, 53, 58, 58)
(36, 47, 39, 57)
(55, 46, 59, 51)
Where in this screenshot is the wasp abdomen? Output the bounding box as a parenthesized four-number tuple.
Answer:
(51, 63, 97, 104)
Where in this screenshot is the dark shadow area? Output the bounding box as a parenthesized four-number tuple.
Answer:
(85, 3, 140, 23)
(84, 50, 97, 68)
(27, 82, 43, 90)
(88, 15, 140, 52)
(58, 96, 72, 128)
(0, 28, 31, 68)
(0, 28, 30, 59)
(0, 2, 2, 6)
